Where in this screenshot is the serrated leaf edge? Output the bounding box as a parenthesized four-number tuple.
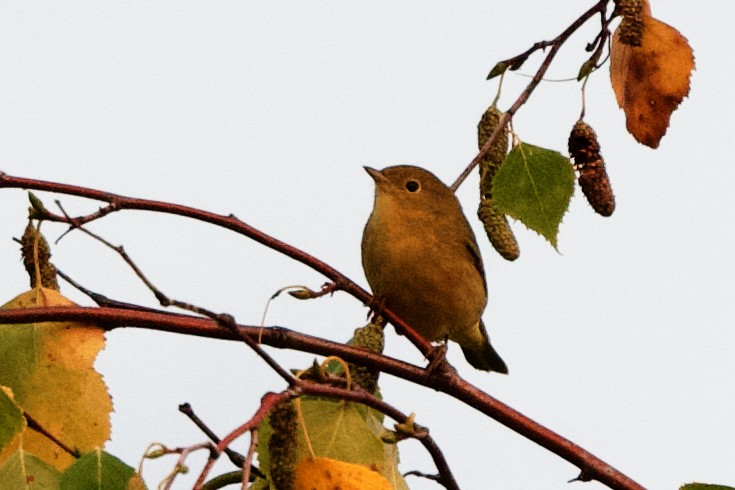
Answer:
(515, 143, 557, 246)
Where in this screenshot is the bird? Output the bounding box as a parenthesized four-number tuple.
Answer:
(361, 165, 508, 373)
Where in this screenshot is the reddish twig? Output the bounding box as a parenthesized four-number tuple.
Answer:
(0, 172, 434, 362)
(178, 402, 265, 477)
(195, 391, 290, 488)
(152, 442, 215, 490)
(217, 392, 290, 454)
(241, 429, 259, 488)
(0, 306, 644, 490)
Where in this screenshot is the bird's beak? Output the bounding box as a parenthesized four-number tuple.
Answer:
(363, 166, 388, 184)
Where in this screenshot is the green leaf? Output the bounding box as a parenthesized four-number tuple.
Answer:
(300, 398, 407, 490)
(60, 450, 141, 490)
(0, 390, 24, 452)
(0, 451, 60, 489)
(680, 485, 735, 490)
(255, 408, 275, 484)
(493, 142, 575, 249)
(257, 397, 407, 490)
(298, 399, 385, 464)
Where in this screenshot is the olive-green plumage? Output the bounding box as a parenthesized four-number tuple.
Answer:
(361, 165, 508, 373)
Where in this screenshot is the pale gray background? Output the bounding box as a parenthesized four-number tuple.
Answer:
(1, 2, 733, 489)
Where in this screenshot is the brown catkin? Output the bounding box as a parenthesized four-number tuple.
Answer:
(268, 400, 298, 490)
(568, 121, 616, 217)
(616, 0, 644, 46)
(21, 223, 59, 290)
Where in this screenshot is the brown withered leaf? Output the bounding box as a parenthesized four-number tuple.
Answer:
(610, 11, 694, 148)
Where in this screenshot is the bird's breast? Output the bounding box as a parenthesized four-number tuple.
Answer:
(362, 214, 486, 341)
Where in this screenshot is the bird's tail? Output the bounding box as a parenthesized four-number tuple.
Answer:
(460, 320, 508, 374)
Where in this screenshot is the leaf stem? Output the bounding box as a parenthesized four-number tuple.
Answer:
(451, 0, 610, 191)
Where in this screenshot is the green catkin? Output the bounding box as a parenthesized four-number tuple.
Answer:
(477, 105, 520, 261)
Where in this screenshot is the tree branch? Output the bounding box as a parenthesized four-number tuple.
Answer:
(0, 306, 644, 489)
(0, 171, 434, 361)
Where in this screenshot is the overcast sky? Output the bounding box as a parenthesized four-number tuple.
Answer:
(1, 2, 733, 489)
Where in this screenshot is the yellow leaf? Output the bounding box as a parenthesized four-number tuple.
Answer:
(0, 288, 111, 470)
(294, 457, 392, 490)
(610, 10, 695, 148)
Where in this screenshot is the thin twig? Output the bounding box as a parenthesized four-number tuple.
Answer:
(404, 470, 442, 483)
(215, 391, 291, 454)
(0, 172, 435, 362)
(195, 391, 291, 487)
(158, 442, 215, 490)
(0, 305, 645, 490)
(57, 268, 172, 313)
(241, 430, 258, 489)
(54, 202, 175, 306)
(451, 0, 610, 191)
(178, 402, 266, 478)
(51, 215, 298, 384)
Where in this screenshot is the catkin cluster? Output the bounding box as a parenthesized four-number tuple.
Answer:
(269, 400, 299, 490)
(477, 106, 520, 261)
(568, 121, 615, 217)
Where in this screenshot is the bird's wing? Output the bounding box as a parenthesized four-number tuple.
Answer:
(464, 238, 487, 295)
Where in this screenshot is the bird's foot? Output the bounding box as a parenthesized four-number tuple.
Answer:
(426, 343, 456, 377)
(365, 295, 388, 326)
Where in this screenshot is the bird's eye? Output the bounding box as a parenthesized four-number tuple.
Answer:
(405, 180, 420, 192)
